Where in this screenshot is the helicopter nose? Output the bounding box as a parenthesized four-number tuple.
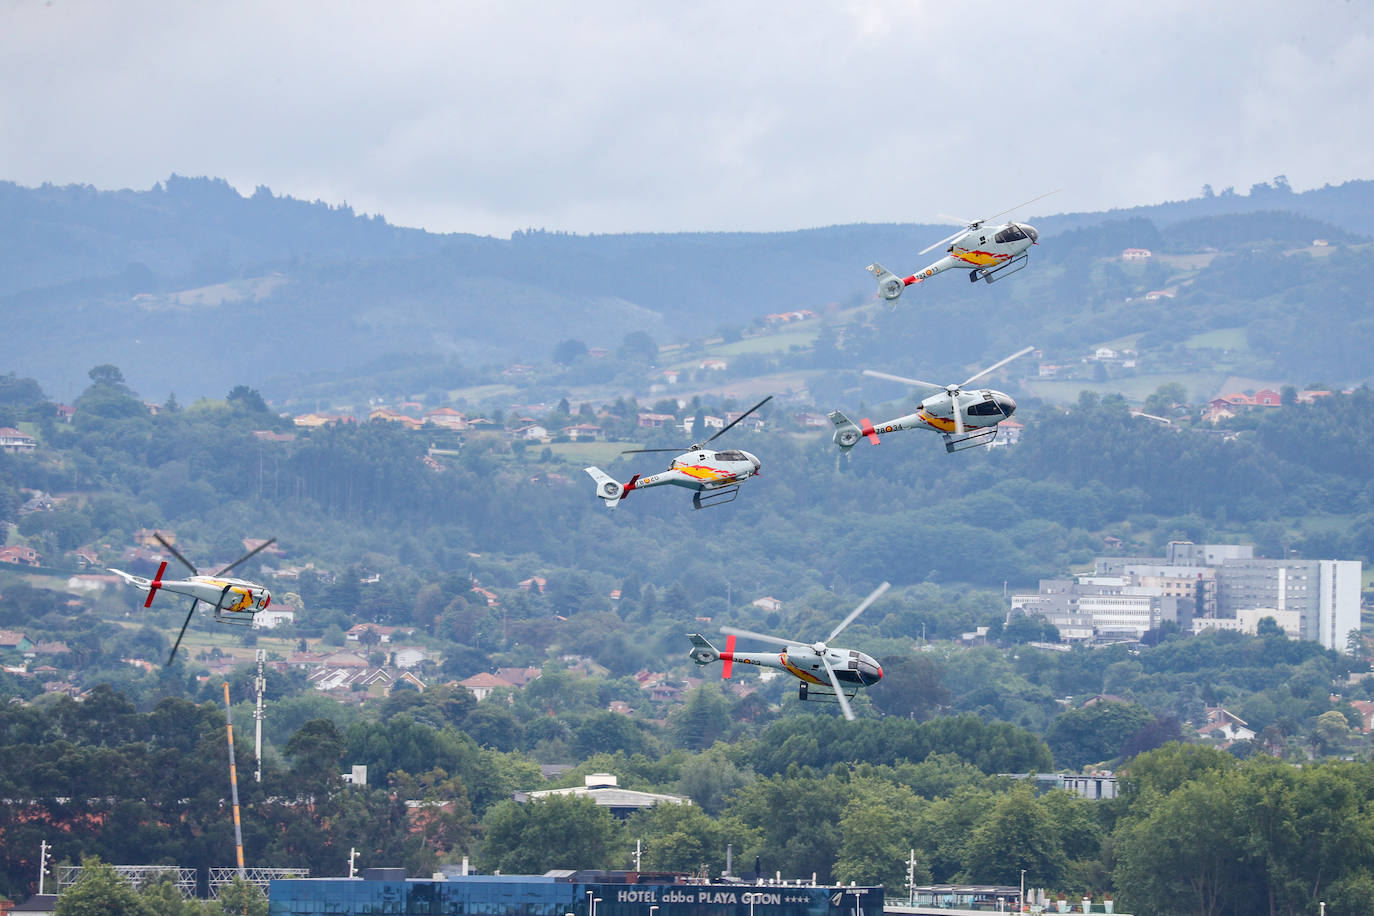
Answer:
(746, 451, 761, 471)
(859, 659, 883, 685)
(999, 395, 1017, 417)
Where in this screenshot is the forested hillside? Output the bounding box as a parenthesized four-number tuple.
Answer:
(2, 176, 1370, 400)
(2, 177, 1374, 913)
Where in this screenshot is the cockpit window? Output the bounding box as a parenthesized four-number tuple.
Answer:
(967, 400, 1006, 417)
(714, 449, 746, 461)
(994, 225, 1028, 244)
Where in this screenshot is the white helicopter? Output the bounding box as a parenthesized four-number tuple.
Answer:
(687, 582, 889, 720)
(585, 396, 771, 510)
(829, 346, 1034, 453)
(867, 192, 1056, 299)
(110, 533, 276, 665)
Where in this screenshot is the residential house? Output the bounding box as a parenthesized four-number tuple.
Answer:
(0, 631, 35, 654)
(1348, 700, 1374, 734)
(370, 408, 423, 429)
(752, 596, 784, 613)
(1252, 388, 1282, 407)
(519, 576, 547, 593)
(391, 647, 428, 669)
(637, 412, 676, 429)
(1121, 248, 1153, 260)
(252, 608, 296, 629)
(512, 424, 548, 441)
(459, 671, 516, 701)
(698, 358, 727, 371)
(495, 666, 541, 688)
(345, 624, 413, 644)
(793, 413, 831, 429)
(1143, 289, 1177, 300)
(471, 586, 500, 606)
(293, 412, 355, 428)
(423, 408, 470, 430)
(1200, 707, 1255, 742)
(0, 546, 40, 567)
(0, 427, 36, 453)
(561, 424, 603, 441)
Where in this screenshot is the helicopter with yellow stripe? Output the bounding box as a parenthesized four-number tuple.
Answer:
(584, 396, 771, 510)
(829, 347, 1033, 454)
(687, 582, 889, 720)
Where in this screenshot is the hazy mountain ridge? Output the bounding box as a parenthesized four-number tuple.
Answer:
(1, 175, 1370, 400)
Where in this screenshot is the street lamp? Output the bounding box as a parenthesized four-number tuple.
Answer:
(1020, 870, 1026, 914)
(588, 891, 595, 916)
(650, 905, 659, 916)
(594, 896, 603, 916)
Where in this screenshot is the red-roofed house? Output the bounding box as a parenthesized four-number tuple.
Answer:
(460, 672, 516, 701)
(0, 546, 40, 567)
(1252, 389, 1282, 407)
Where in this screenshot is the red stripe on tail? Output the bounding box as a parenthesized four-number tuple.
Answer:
(859, 418, 880, 445)
(720, 634, 735, 679)
(621, 474, 641, 498)
(144, 561, 168, 608)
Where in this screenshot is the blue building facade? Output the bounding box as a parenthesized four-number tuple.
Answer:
(268, 874, 884, 916)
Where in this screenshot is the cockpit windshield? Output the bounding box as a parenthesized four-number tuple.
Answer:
(714, 449, 747, 461)
(994, 224, 1029, 244)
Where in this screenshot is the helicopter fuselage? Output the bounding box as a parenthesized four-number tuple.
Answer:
(697, 639, 883, 687)
(110, 568, 272, 615)
(631, 448, 762, 493)
(909, 221, 1038, 285)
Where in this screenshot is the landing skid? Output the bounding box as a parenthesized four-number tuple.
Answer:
(970, 252, 1029, 284)
(942, 426, 999, 453)
(798, 681, 859, 704)
(693, 485, 740, 510)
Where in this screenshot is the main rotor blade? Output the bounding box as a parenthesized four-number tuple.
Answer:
(704, 395, 773, 445)
(214, 537, 276, 577)
(959, 346, 1036, 389)
(863, 369, 945, 393)
(918, 227, 967, 256)
(721, 626, 798, 651)
(952, 392, 966, 435)
(155, 533, 198, 575)
(821, 655, 856, 721)
(827, 581, 891, 642)
(935, 212, 976, 227)
(620, 447, 686, 455)
(167, 598, 199, 666)
(977, 189, 1060, 226)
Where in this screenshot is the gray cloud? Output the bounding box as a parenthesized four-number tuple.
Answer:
(2, 0, 1371, 235)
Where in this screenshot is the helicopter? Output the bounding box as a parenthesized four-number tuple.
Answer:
(109, 533, 276, 665)
(584, 395, 772, 510)
(866, 191, 1056, 299)
(687, 581, 889, 720)
(829, 346, 1034, 453)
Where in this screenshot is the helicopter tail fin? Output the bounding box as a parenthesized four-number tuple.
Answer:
(109, 564, 167, 605)
(688, 633, 736, 678)
(866, 262, 910, 301)
(584, 466, 631, 508)
(828, 411, 880, 451)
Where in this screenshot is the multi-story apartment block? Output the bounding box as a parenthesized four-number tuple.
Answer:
(1017, 542, 1361, 652)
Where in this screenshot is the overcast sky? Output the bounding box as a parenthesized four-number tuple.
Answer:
(3, 0, 1372, 237)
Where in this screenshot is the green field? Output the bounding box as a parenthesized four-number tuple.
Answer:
(1185, 327, 1249, 350)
